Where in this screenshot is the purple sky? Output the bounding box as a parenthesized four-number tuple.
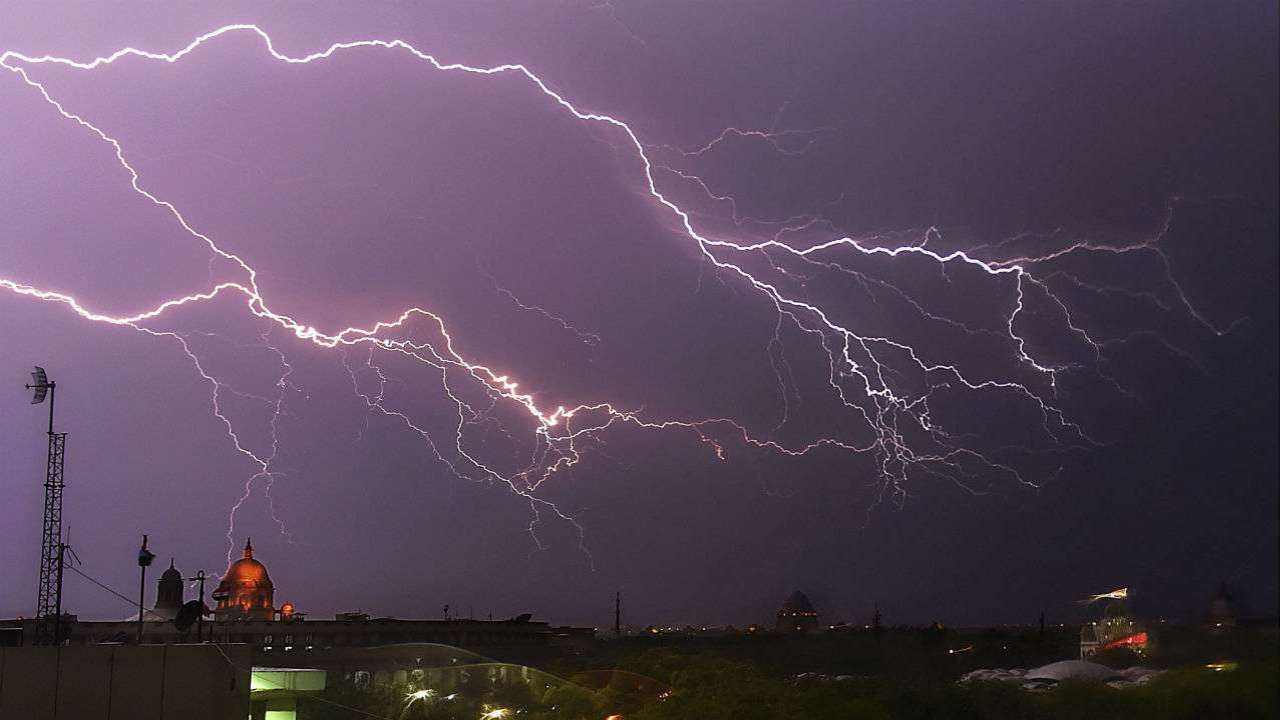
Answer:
(1, 2, 1276, 629)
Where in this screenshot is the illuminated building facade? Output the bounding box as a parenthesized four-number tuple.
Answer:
(213, 538, 276, 620)
(1079, 599, 1148, 658)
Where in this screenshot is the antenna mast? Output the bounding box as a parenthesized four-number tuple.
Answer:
(26, 366, 66, 645)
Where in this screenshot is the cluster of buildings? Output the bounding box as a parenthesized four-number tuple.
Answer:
(642, 584, 1247, 652)
(634, 591, 831, 638)
(5, 539, 583, 656)
(0, 549, 1259, 720)
(1, 538, 592, 719)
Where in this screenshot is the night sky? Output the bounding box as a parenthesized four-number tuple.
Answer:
(1, 2, 1275, 630)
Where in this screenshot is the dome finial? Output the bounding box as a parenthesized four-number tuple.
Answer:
(243, 537, 253, 559)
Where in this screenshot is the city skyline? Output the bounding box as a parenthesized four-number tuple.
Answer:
(1, 2, 1275, 631)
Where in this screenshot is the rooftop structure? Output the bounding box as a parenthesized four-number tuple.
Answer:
(153, 559, 184, 620)
(776, 591, 820, 634)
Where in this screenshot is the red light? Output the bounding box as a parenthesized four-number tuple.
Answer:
(1102, 632, 1147, 650)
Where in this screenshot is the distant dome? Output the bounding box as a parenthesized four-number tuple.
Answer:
(160, 561, 183, 582)
(781, 591, 815, 614)
(776, 590, 819, 634)
(1207, 582, 1237, 628)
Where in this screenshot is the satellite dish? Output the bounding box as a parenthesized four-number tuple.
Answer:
(27, 366, 49, 404)
(174, 600, 206, 633)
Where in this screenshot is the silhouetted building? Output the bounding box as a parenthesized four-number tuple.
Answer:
(1206, 582, 1237, 631)
(153, 559, 184, 620)
(776, 591, 820, 633)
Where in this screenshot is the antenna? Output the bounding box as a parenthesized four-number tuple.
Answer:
(25, 366, 66, 645)
(187, 570, 209, 643)
(28, 366, 50, 407)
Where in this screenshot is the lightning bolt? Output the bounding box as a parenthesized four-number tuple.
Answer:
(649, 100, 833, 158)
(0, 25, 1226, 552)
(1081, 587, 1129, 604)
(478, 263, 602, 348)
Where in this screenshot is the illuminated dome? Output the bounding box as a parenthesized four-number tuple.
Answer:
(224, 553, 270, 584)
(213, 538, 275, 620)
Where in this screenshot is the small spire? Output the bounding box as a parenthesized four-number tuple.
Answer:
(169, 558, 175, 570)
(244, 537, 253, 559)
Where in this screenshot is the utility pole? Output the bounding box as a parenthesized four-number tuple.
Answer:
(614, 591, 622, 639)
(53, 542, 68, 645)
(137, 534, 155, 644)
(26, 366, 67, 646)
(189, 570, 207, 643)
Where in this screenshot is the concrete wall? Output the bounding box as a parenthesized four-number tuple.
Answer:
(0, 644, 251, 720)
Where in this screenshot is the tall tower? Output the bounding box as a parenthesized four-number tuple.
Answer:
(25, 366, 66, 645)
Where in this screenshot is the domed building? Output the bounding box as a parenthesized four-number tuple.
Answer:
(153, 559, 185, 620)
(212, 538, 275, 620)
(776, 591, 820, 633)
(1206, 582, 1237, 631)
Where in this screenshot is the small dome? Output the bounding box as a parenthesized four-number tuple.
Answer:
(781, 591, 815, 614)
(155, 558, 185, 615)
(160, 559, 182, 582)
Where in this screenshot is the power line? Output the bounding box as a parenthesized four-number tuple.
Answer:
(66, 564, 393, 718)
(66, 565, 168, 621)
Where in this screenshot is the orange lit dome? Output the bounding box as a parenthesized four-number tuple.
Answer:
(213, 538, 275, 619)
(223, 555, 271, 585)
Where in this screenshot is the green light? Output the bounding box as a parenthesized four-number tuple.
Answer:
(251, 668, 327, 692)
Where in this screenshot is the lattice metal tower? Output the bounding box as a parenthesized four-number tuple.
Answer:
(26, 366, 66, 645)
